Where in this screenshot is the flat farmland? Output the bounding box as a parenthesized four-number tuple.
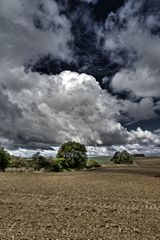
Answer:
(0, 157, 160, 240)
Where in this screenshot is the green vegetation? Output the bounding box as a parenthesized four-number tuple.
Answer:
(5, 142, 88, 172)
(32, 152, 54, 171)
(10, 157, 28, 168)
(111, 150, 133, 164)
(86, 159, 101, 169)
(52, 158, 70, 172)
(57, 141, 87, 169)
(0, 143, 135, 173)
(89, 156, 111, 164)
(0, 147, 11, 172)
(31, 141, 88, 172)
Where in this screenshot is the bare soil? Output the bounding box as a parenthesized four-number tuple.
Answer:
(0, 157, 160, 239)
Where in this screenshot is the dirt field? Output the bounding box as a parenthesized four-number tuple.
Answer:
(0, 157, 160, 240)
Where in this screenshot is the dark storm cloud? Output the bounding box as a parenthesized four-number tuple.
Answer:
(96, 0, 160, 128)
(0, 0, 160, 153)
(81, 0, 98, 4)
(32, 0, 124, 82)
(0, 88, 22, 147)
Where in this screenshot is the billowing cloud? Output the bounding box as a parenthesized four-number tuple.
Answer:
(111, 67, 160, 98)
(128, 127, 160, 146)
(121, 98, 158, 122)
(0, 65, 159, 151)
(0, 0, 73, 66)
(0, 0, 160, 156)
(0, 67, 124, 148)
(102, 0, 160, 100)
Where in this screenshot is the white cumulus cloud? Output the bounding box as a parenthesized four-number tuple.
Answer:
(0, 65, 159, 150)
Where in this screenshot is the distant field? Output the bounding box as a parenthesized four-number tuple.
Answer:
(89, 155, 112, 163)
(0, 157, 160, 240)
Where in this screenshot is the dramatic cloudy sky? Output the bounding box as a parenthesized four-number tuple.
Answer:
(0, 0, 160, 155)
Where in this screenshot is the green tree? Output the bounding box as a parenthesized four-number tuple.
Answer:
(57, 141, 87, 169)
(111, 150, 133, 164)
(0, 147, 10, 172)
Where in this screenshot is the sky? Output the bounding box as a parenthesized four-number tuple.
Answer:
(0, 0, 160, 156)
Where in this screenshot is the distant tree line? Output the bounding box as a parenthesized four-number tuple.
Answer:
(0, 142, 135, 172)
(0, 142, 102, 172)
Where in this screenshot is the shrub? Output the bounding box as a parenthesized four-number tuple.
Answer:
(111, 150, 133, 164)
(10, 157, 27, 168)
(32, 152, 54, 171)
(56, 158, 70, 169)
(52, 159, 61, 172)
(57, 141, 87, 169)
(52, 158, 68, 172)
(86, 159, 101, 169)
(0, 147, 11, 172)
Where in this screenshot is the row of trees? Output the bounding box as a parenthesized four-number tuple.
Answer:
(0, 142, 89, 172)
(0, 142, 134, 172)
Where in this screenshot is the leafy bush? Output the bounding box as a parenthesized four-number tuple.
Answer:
(51, 158, 68, 172)
(86, 159, 101, 169)
(0, 147, 11, 172)
(52, 159, 61, 172)
(111, 150, 133, 164)
(32, 152, 54, 171)
(56, 158, 70, 170)
(57, 141, 87, 169)
(10, 157, 28, 168)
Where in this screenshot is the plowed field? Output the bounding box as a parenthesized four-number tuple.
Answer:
(0, 157, 160, 239)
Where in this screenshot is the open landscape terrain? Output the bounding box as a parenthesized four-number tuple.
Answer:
(0, 157, 160, 240)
